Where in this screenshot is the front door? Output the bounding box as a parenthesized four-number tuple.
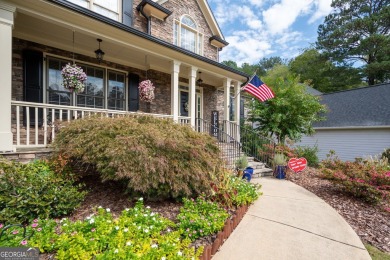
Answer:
(179, 89, 202, 119)
(180, 91, 189, 117)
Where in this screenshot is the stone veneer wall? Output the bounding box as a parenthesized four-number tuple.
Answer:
(133, 0, 219, 61)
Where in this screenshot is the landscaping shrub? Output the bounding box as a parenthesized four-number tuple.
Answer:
(51, 116, 223, 199)
(295, 145, 319, 167)
(177, 197, 228, 241)
(206, 169, 262, 208)
(1, 199, 202, 259)
(260, 144, 297, 161)
(382, 148, 390, 162)
(0, 159, 86, 224)
(320, 151, 390, 204)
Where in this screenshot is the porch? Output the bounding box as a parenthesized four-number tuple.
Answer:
(0, 0, 246, 153)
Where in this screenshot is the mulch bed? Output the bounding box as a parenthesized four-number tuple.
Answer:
(287, 167, 390, 253)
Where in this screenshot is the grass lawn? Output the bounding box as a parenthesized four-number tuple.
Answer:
(365, 244, 390, 260)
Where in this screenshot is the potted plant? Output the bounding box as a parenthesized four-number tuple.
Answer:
(273, 153, 287, 179)
(139, 79, 155, 103)
(61, 63, 87, 93)
(235, 155, 248, 177)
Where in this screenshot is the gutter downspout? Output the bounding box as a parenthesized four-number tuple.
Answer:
(137, 5, 151, 35)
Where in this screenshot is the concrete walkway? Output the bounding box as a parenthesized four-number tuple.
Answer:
(213, 177, 371, 260)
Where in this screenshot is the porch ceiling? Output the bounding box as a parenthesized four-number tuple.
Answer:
(10, 0, 247, 87)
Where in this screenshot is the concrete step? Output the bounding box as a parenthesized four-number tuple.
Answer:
(252, 167, 274, 177)
(249, 161, 265, 169)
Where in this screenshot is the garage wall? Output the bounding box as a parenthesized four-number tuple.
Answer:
(296, 128, 390, 161)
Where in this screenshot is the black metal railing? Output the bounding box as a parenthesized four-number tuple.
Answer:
(223, 120, 276, 167)
(195, 118, 241, 168)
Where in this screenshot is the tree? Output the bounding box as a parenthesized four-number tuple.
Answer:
(248, 65, 327, 144)
(289, 48, 364, 93)
(257, 56, 287, 76)
(221, 60, 239, 70)
(316, 0, 390, 85)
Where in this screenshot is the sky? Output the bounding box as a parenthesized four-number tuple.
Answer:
(207, 0, 334, 65)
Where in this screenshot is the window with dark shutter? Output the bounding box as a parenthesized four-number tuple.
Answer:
(128, 73, 139, 111)
(23, 49, 43, 126)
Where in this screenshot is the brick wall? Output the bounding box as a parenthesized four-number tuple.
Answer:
(133, 0, 219, 61)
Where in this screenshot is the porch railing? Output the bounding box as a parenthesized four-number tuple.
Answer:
(223, 120, 276, 167)
(195, 118, 241, 168)
(11, 101, 174, 148)
(178, 116, 191, 126)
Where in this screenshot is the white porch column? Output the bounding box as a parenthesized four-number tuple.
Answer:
(171, 61, 181, 122)
(0, 2, 15, 152)
(223, 78, 231, 122)
(188, 66, 197, 128)
(234, 81, 242, 142)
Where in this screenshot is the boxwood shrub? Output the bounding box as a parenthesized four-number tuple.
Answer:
(0, 159, 86, 224)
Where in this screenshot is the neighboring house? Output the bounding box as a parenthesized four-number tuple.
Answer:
(0, 0, 248, 152)
(297, 83, 390, 161)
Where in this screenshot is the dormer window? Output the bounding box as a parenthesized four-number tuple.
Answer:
(174, 15, 203, 55)
(67, 0, 121, 21)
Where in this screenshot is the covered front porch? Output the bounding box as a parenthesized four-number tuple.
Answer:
(0, 0, 246, 152)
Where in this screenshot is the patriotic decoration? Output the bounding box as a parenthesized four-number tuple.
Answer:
(243, 75, 274, 102)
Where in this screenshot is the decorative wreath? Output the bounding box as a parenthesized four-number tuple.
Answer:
(139, 80, 155, 103)
(61, 63, 87, 93)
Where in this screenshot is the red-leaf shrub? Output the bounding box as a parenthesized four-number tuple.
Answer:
(320, 151, 390, 204)
(51, 116, 224, 199)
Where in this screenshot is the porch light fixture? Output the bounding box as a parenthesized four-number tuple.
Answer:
(196, 71, 203, 86)
(94, 39, 105, 63)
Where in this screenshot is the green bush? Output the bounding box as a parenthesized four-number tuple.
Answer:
(51, 116, 224, 199)
(382, 148, 390, 162)
(1, 199, 202, 259)
(295, 145, 319, 167)
(177, 197, 228, 241)
(0, 159, 86, 224)
(208, 169, 261, 208)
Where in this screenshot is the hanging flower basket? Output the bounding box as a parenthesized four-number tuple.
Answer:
(139, 79, 155, 103)
(61, 63, 87, 93)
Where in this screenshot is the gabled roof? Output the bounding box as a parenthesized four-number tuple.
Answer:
(314, 83, 390, 128)
(197, 0, 225, 40)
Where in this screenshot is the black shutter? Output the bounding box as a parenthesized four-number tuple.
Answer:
(122, 0, 134, 27)
(128, 73, 139, 111)
(23, 49, 43, 126)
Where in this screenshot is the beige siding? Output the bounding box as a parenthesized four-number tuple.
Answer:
(296, 128, 390, 161)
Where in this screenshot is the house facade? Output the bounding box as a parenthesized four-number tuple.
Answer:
(0, 0, 248, 152)
(297, 83, 390, 161)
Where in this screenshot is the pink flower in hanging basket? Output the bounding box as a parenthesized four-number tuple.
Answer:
(61, 63, 87, 93)
(139, 80, 155, 103)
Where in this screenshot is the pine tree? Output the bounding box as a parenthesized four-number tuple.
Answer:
(316, 0, 390, 85)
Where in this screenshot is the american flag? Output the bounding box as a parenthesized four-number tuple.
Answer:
(243, 75, 275, 102)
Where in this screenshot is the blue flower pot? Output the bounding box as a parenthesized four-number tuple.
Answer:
(275, 165, 286, 179)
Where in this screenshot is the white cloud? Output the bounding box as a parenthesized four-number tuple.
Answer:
(309, 0, 333, 23)
(208, 0, 333, 64)
(262, 0, 314, 35)
(219, 31, 273, 65)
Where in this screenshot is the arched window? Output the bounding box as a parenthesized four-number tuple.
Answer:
(174, 15, 203, 55)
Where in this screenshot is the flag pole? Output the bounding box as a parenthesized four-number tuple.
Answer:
(231, 68, 258, 100)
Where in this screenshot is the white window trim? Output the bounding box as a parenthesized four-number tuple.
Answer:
(67, 0, 122, 22)
(174, 15, 204, 55)
(43, 53, 128, 110)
